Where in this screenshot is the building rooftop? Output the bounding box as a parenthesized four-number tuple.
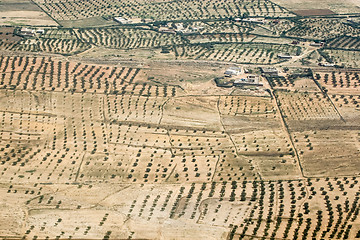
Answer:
(261, 67, 278, 73)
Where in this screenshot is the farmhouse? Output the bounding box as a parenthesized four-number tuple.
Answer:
(277, 53, 292, 59)
(18, 28, 35, 37)
(224, 67, 242, 77)
(323, 63, 335, 67)
(234, 18, 265, 24)
(310, 42, 324, 47)
(234, 75, 263, 87)
(114, 17, 132, 24)
(36, 29, 45, 34)
(261, 67, 278, 76)
(159, 28, 176, 34)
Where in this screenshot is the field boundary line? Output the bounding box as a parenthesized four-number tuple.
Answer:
(30, 0, 62, 27)
(74, 152, 86, 182)
(311, 71, 346, 122)
(269, 88, 306, 179)
(216, 96, 263, 181)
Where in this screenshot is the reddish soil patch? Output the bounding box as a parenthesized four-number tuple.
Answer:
(0, 27, 21, 42)
(293, 9, 336, 16)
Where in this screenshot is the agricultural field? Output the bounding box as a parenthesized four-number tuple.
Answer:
(285, 18, 360, 40)
(15, 38, 91, 55)
(314, 70, 360, 123)
(0, 0, 58, 26)
(0, 56, 160, 94)
(263, 19, 296, 36)
(1, 0, 360, 239)
(3, 177, 360, 239)
(186, 33, 256, 44)
(267, 75, 319, 91)
(314, 71, 360, 94)
(185, 21, 253, 35)
(74, 27, 185, 49)
(271, 0, 360, 14)
(171, 42, 301, 64)
(33, 0, 294, 25)
(291, 129, 360, 176)
(41, 29, 78, 40)
(0, 54, 360, 239)
(320, 49, 360, 68)
(327, 36, 360, 50)
(268, 70, 360, 178)
(276, 91, 341, 122)
(0, 28, 91, 55)
(0, 27, 22, 50)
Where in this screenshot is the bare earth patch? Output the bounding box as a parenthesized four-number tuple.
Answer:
(271, 0, 360, 14)
(293, 9, 336, 16)
(0, 0, 58, 26)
